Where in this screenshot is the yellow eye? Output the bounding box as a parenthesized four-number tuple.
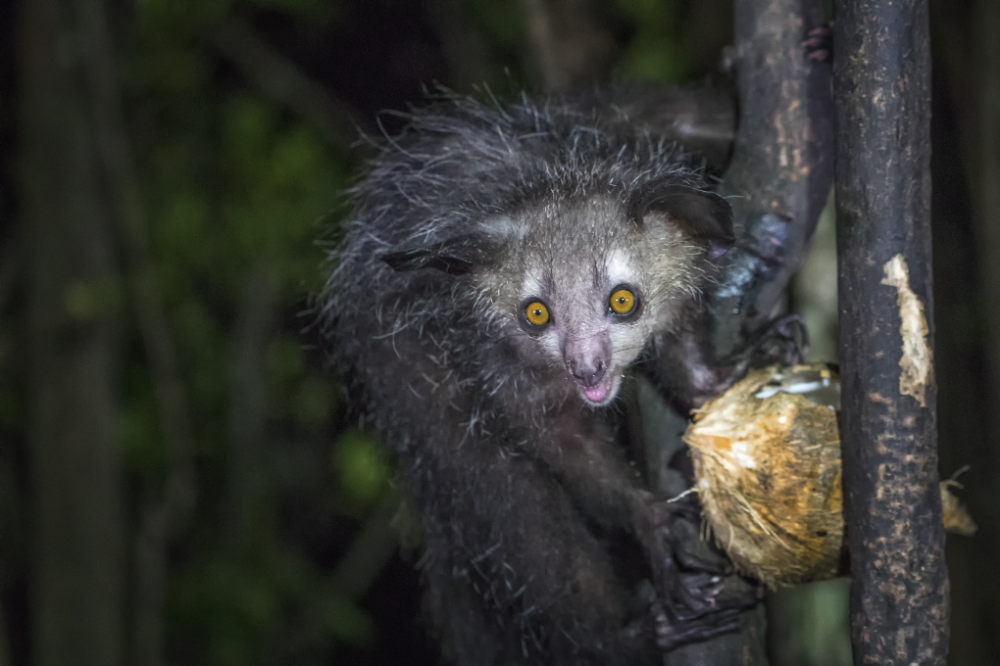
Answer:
(525, 301, 550, 326)
(610, 289, 636, 315)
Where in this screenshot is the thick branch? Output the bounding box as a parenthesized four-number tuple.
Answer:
(833, 1, 948, 663)
(649, 1, 833, 663)
(715, 0, 833, 351)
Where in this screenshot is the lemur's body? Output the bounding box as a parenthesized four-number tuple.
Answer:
(323, 92, 760, 666)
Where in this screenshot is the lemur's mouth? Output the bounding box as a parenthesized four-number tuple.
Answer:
(580, 374, 618, 407)
(585, 383, 610, 403)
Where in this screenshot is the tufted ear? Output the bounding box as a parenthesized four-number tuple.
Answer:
(381, 233, 499, 275)
(631, 184, 734, 257)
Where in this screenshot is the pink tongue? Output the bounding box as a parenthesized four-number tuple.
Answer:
(585, 384, 609, 402)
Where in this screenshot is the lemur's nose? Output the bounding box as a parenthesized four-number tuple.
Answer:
(568, 358, 606, 387)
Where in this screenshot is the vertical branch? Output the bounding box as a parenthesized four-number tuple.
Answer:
(0, 606, 8, 666)
(427, 0, 496, 89)
(647, 0, 833, 662)
(715, 0, 833, 350)
(518, 0, 615, 92)
(226, 265, 278, 546)
(0, 240, 19, 318)
(73, 0, 197, 524)
(519, 0, 568, 92)
(72, 1, 199, 664)
(833, 1, 948, 663)
(20, 0, 125, 664)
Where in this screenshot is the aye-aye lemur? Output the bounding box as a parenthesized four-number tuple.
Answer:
(321, 88, 800, 666)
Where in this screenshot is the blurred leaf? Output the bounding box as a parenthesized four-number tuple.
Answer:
(614, 0, 691, 84)
(333, 429, 388, 506)
(315, 594, 375, 647)
(63, 277, 125, 322)
(291, 376, 337, 429)
(266, 336, 306, 384)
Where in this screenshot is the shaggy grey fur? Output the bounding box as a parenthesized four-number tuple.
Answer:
(321, 91, 739, 666)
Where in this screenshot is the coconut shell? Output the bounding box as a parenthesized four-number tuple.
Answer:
(684, 363, 975, 588)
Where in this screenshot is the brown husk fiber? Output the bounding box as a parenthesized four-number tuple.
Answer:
(685, 364, 974, 588)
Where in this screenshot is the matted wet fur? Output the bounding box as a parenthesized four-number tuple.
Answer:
(321, 90, 748, 666)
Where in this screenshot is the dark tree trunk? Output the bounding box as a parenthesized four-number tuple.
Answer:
(19, 1, 125, 665)
(833, 1, 949, 663)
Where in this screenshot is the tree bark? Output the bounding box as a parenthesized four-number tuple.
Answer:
(833, 1, 949, 663)
(19, 0, 124, 664)
(641, 0, 833, 663)
(715, 0, 833, 347)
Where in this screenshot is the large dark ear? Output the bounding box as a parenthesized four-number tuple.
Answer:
(381, 234, 498, 275)
(630, 184, 734, 256)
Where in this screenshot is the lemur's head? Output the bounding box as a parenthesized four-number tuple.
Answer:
(382, 185, 733, 407)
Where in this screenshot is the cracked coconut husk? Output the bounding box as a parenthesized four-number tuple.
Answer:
(684, 363, 975, 588)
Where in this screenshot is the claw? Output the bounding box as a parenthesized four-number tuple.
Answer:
(802, 25, 833, 62)
(651, 584, 759, 651)
(647, 495, 731, 577)
(639, 493, 762, 652)
(745, 313, 809, 367)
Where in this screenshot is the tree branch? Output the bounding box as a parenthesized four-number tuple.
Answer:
(833, 0, 948, 663)
(73, 2, 200, 664)
(21, 0, 126, 662)
(647, 0, 833, 663)
(330, 493, 401, 600)
(715, 0, 833, 352)
(519, 0, 570, 92)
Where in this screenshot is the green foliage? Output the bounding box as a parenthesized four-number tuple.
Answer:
(312, 595, 376, 647)
(466, 0, 525, 54)
(21, 0, 729, 663)
(125, 1, 366, 661)
(614, 0, 691, 83)
(771, 580, 853, 666)
(333, 429, 389, 508)
(169, 545, 375, 665)
(63, 277, 125, 322)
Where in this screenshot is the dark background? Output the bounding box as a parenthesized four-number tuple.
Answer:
(0, 1, 997, 665)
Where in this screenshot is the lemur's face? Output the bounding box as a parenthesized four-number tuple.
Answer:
(511, 248, 647, 406)
(480, 197, 708, 407)
(380, 188, 730, 407)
